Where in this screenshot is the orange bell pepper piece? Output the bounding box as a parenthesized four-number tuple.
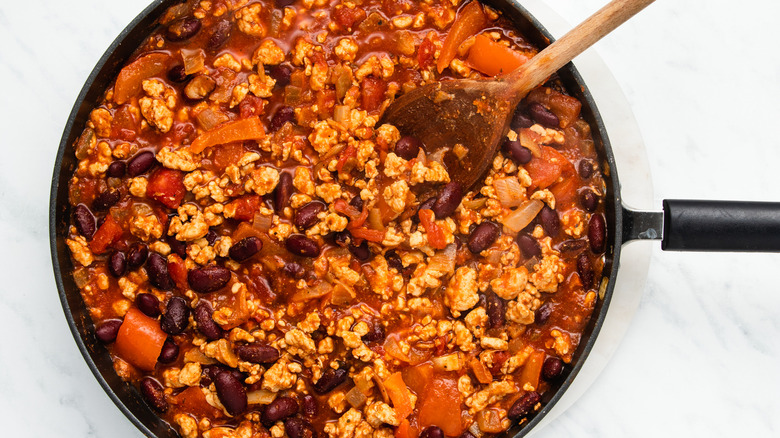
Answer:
(383, 372, 414, 420)
(437, 1, 487, 73)
(188, 117, 266, 154)
(467, 34, 530, 76)
(114, 308, 167, 371)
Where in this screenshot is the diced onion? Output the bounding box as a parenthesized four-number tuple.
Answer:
(345, 386, 368, 408)
(493, 177, 526, 207)
(333, 105, 350, 123)
(247, 389, 277, 405)
(427, 243, 456, 273)
(252, 212, 273, 232)
(181, 48, 205, 75)
(330, 280, 356, 306)
(292, 281, 332, 302)
(519, 128, 542, 157)
(432, 352, 464, 371)
(502, 199, 543, 234)
(368, 208, 385, 231)
(476, 409, 505, 434)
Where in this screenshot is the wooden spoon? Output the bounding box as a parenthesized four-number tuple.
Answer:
(381, 0, 655, 190)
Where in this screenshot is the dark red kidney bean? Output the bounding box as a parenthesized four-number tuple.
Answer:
(160, 296, 190, 335)
(166, 235, 188, 259)
(507, 391, 541, 420)
(262, 396, 299, 425)
(235, 343, 280, 364)
(274, 172, 294, 214)
(108, 251, 127, 277)
(270, 106, 295, 132)
(504, 138, 533, 165)
(188, 265, 231, 293)
(283, 262, 305, 278)
(140, 377, 168, 412)
(158, 337, 179, 364)
(214, 371, 247, 416)
(312, 368, 348, 394)
(511, 109, 533, 130)
(284, 417, 316, 438)
(433, 182, 463, 219)
(539, 205, 560, 237)
(517, 234, 541, 259)
(194, 301, 223, 341)
(395, 135, 422, 160)
(588, 213, 607, 254)
(127, 243, 148, 268)
(578, 160, 594, 179)
(577, 252, 594, 289)
(106, 161, 126, 178)
(361, 322, 385, 343)
(528, 102, 559, 128)
(206, 19, 232, 51)
(535, 302, 552, 325)
(468, 221, 501, 253)
(167, 65, 190, 83)
(301, 394, 318, 418)
(349, 194, 364, 211)
(93, 189, 120, 211)
(146, 253, 174, 290)
(165, 16, 201, 42)
(267, 64, 292, 87)
(229, 236, 263, 262)
(542, 357, 564, 381)
(419, 426, 444, 438)
(332, 230, 351, 247)
(73, 204, 96, 239)
(127, 151, 156, 177)
(580, 189, 599, 212)
(558, 239, 587, 254)
(349, 240, 371, 262)
(385, 250, 403, 272)
(295, 202, 325, 229)
(486, 292, 505, 329)
(95, 319, 122, 343)
(285, 234, 320, 258)
(275, 0, 296, 7)
(135, 293, 161, 318)
(205, 229, 218, 245)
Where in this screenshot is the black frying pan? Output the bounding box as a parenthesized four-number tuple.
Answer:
(48, 1, 780, 437)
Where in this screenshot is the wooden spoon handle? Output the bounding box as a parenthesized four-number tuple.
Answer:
(508, 0, 655, 97)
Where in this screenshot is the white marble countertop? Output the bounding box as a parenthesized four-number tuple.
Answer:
(2, 0, 779, 436)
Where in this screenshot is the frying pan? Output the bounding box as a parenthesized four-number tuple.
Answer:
(48, 0, 780, 437)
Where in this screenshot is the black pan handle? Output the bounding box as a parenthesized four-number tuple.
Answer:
(623, 200, 780, 252)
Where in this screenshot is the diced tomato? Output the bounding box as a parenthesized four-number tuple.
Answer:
(111, 104, 139, 141)
(467, 33, 530, 76)
(210, 143, 247, 172)
(417, 376, 463, 436)
(167, 254, 189, 291)
(383, 0, 415, 16)
(333, 3, 367, 29)
(437, 1, 487, 73)
(401, 362, 433, 397)
(333, 199, 362, 221)
(89, 214, 123, 254)
(226, 195, 262, 221)
(336, 143, 357, 174)
(418, 209, 447, 250)
(519, 350, 545, 391)
(170, 386, 224, 419)
(168, 122, 196, 146)
(114, 308, 167, 371)
(317, 89, 337, 119)
(525, 146, 575, 190)
(418, 37, 436, 70)
(350, 227, 385, 243)
(147, 168, 185, 209)
(550, 173, 580, 208)
(239, 95, 266, 119)
(361, 76, 387, 113)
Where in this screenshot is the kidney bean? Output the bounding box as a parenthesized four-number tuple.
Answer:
(420, 426, 444, 438)
(263, 396, 299, 425)
(588, 213, 607, 254)
(194, 301, 223, 341)
(517, 234, 541, 259)
(127, 243, 148, 268)
(577, 252, 594, 289)
(507, 391, 541, 420)
(395, 135, 422, 160)
(158, 337, 179, 364)
(188, 265, 231, 293)
(384, 250, 403, 272)
(504, 138, 533, 165)
(539, 205, 560, 237)
(580, 189, 599, 212)
(542, 357, 564, 381)
(284, 417, 316, 438)
(140, 377, 168, 412)
(349, 194, 364, 211)
(486, 292, 505, 329)
(95, 319, 122, 343)
(73, 204, 96, 239)
(235, 343, 280, 364)
(361, 322, 385, 343)
(146, 253, 174, 290)
(106, 161, 126, 178)
(312, 368, 348, 394)
(206, 19, 232, 51)
(93, 189, 120, 211)
(578, 160, 594, 179)
(295, 202, 325, 230)
(349, 240, 372, 262)
(274, 172, 294, 214)
(332, 230, 351, 247)
(301, 394, 318, 418)
(275, 0, 296, 7)
(127, 150, 156, 177)
(535, 302, 552, 325)
(285, 234, 320, 258)
(166, 235, 188, 259)
(528, 102, 559, 128)
(165, 16, 201, 41)
(283, 262, 305, 278)
(160, 296, 190, 335)
(214, 371, 247, 416)
(468, 221, 501, 253)
(229, 236, 263, 262)
(511, 109, 533, 130)
(205, 229, 218, 245)
(108, 251, 127, 277)
(558, 239, 587, 254)
(135, 293, 161, 318)
(167, 64, 190, 83)
(270, 106, 295, 132)
(433, 181, 463, 219)
(267, 64, 292, 87)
